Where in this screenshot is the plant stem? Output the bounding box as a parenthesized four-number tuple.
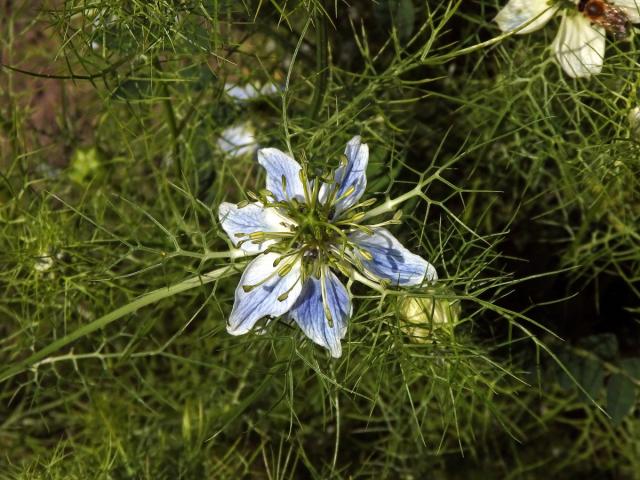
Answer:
(363, 186, 421, 221)
(0, 264, 244, 384)
(309, 6, 329, 121)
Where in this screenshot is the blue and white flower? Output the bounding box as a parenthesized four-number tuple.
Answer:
(218, 136, 438, 357)
(217, 122, 258, 157)
(495, 0, 640, 78)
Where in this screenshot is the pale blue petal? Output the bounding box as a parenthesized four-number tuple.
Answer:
(228, 253, 302, 334)
(349, 227, 438, 287)
(225, 83, 261, 101)
(320, 136, 368, 217)
(289, 269, 351, 358)
(218, 202, 296, 254)
(494, 0, 558, 34)
(257, 148, 307, 202)
(217, 123, 257, 157)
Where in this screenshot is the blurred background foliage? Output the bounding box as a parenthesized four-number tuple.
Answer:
(1, 0, 639, 478)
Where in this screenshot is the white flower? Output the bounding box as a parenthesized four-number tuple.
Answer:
(217, 122, 257, 157)
(495, 0, 640, 78)
(224, 82, 279, 101)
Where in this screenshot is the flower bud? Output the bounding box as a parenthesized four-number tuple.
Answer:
(629, 106, 640, 140)
(399, 295, 460, 343)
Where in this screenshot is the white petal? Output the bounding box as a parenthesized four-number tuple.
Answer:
(228, 253, 303, 335)
(494, 0, 559, 34)
(218, 202, 295, 254)
(553, 14, 605, 78)
(612, 0, 640, 23)
(217, 123, 257, 157)
(224, 83, 261, 101)
(257, 148, 307, 202)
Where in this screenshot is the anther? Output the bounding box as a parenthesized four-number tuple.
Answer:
(358, 248, 374, 261)
(338, 185, 356, 200)
(277, 291, 289, 301)
(348, 212, 365, 223)
(277, 262, 294, 277)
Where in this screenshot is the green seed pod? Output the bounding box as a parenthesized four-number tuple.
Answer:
(399, 294, 460, 343)
(629, 106, 640, 140)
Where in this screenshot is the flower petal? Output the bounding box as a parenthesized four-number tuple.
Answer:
(257, 148, 307, 202)
(612, 0, 640, 24)
(320, 136, 369, 217)
(218, 202, 295, 254)
(224, 83, 261, 101)
(228, 252, 302, 335)
(552, 14, 605, 78)
(225, 82, 280, 101)
(289, 269, 351, 358)
(349, 227, 437, 287)
(217, 123, 257, 157)
(494, 0, 558, 34)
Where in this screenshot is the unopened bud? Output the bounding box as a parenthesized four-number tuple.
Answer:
(629, 106, 640, 140)
(399, 295, 460, 343)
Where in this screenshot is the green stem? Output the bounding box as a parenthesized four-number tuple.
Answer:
(309, 7, 329, 121)
(363, 186, 421, 221)
(0, 264, 244, 384)
(154, 58, 179, 142)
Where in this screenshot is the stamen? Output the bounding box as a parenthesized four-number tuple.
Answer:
(358, 248, 373, 261)
(320, 267, 334, 328)
(298, 168, 312, 205)
(277, 274, 302, 302)
(247, 191, 260, 202)
(241, 253, 300, 293)
(351, 224, 374, 236)
(237, 200, 250, 208)
(277, 260, 295, 277)
(259, 189, 274, 200)
(337, 185, 356, 201)
(335, 211, 365, 225)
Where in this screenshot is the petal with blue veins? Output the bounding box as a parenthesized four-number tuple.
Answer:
(218, 202, 296, 254)
(228, 252, 303, 335)
(494, 0, 558, 34)
(258, 148, 307, 202)
(321, 136, 368, 217)
(289, 269, 351, 357)
(349, 227, 438, 287)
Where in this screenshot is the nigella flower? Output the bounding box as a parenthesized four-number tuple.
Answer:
(218, 137, 438, 357)
(217, 122, 258, 157)
(495, 0, 640, 78)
